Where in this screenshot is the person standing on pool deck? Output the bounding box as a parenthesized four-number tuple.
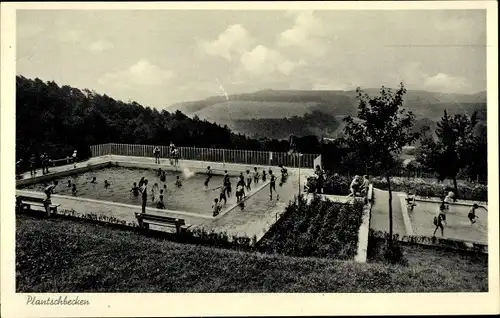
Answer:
(72, 150, 78, 168)
(269, 170, 279, 200)
(204, 166, 213, 190)
(433, 203, 446, 237)
(153, 146, 160, 164)
(468, 203, 480, 225)
(173, 148, 180, 166)
(140, 179, 149, 213)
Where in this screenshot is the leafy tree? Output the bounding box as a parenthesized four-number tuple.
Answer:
(341, 83, 421, 256)
(416, 110, 480, 196)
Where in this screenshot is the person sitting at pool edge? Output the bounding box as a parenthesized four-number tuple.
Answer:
(212, 198, 221, 217)
(468, 203, 480, 225)
(156, 195, 166, 209)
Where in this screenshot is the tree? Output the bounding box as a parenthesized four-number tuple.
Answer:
(416, 110, 479, 196)
(342, 83, 421, 255)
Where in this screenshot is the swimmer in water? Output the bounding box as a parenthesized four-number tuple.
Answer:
(262, 169, 267, 182)
(90, 177, 97, 184)
(130, 182, 139, 196)
(138, 177, 145, 187)
(175, 176, 182, 187)
(104, 180, 110, 188)
(163, 183, 167, 192)
(160, 171, 166, 182)
(219, 184, 227, 205)
(67, 179, 72, 187)
(71, 184, 77, 196)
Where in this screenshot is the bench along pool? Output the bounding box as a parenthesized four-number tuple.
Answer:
(17, 166, 260, 217)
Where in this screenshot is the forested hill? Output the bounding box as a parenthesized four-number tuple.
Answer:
(16, 76, 316, 160)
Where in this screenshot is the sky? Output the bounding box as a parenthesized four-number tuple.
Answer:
(16, 9, 486, 108)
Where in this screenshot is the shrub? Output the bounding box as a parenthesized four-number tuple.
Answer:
(320, 174, 351, 195)
(371, 177, 487, 202)
(258, 194, 365, 259)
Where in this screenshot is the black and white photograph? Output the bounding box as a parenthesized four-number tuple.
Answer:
(1, 1, 498, 317)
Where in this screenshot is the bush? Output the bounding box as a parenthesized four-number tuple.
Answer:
(320, 174, 351, 195)
(371, 177, 487, 202)
(258, 194, 365, 259)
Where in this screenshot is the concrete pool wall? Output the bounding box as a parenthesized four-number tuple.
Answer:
(16, 155, 306, 242)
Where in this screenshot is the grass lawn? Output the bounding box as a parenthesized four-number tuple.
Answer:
(16, 215, 487, 292)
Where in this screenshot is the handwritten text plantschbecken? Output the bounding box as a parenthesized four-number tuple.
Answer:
(26, 295, 90, 306)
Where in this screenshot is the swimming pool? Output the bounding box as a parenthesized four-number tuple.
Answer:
(407, 200, 488, 244)
(18, 166, 264, 216)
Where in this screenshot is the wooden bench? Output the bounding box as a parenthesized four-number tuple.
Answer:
(134, 212, 189, 235)
(16, 195, 60, 216)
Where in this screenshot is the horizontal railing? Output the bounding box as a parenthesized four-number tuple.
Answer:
(90, 143, 319, 168)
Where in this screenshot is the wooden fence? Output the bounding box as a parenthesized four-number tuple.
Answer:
(90, 143, 319, 168)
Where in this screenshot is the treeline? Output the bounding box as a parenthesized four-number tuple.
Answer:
(232, 110, 340, 140)
(15, 76, 324, 161)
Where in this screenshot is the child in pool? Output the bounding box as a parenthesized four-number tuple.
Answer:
(104, 180, 111, 188)
(71, 184, 77, 195)
(90, 177, 97, 184)
(204, 166, 213, 190)
(67, 179, 72, 187)
(219, 184, 227, 205)
(236, 184, 245, 202)
(212, 198, 222, 217)
(156, 195, 166, 209)
(151, 182, 159, 201)
(130, 182, 139, 196)
(269, 170, 279, 200)
(253, 167, 260, 184)
(433, 203, 447, 237)
(163, 183, 167, 192)
(262, 169, 267, 182)
(245, 170, 252, 192)
(175, 176, 182, 187)
(406, 191, 417, 211)
(468, 203, 480, 225)
(160, 171, 166, 182)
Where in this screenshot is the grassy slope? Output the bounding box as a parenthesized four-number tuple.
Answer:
(16, 215, 487, 293)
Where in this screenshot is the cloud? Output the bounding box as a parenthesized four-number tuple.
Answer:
(277, 11, 328, 57)
(201, 24, 254, 61)
(423, 73, 468, 92)
(99, 59, 174, 88)
(239, 45, 302, 76)
(88, 40, 114, 53)
(17, 23, 44, 38)
(391, 62, 469, 93)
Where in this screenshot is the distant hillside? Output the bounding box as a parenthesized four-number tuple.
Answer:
(167, 89, 486, 140)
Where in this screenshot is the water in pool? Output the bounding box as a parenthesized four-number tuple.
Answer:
(408, 200, 488, 244)
(19, 167, 254, 215)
